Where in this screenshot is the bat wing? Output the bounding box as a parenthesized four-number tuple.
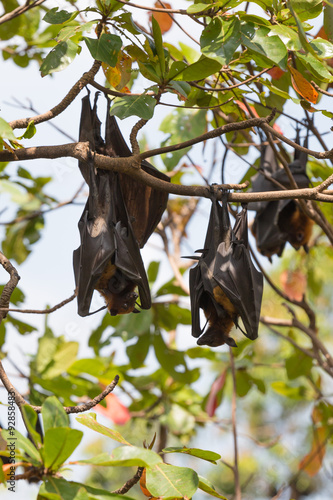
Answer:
(189, 265, 204, 338)
(105, 106, 170, 247)
(248, 143, 280, 213)
(111, 173, 151, 309)
(74, 165, 116, 316)
(213, 206, 263, 340)
(78, 94, 96, 185)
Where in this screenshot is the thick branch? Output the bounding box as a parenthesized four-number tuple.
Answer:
(1, 142, 333, 203)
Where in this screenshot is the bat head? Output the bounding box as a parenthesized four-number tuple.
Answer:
(197, 327, 237, 347)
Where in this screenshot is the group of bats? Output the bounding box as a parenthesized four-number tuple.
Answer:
(73, 92, 313, 348)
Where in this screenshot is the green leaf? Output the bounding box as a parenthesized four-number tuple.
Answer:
(110, 94, 156, 120)
(40, 40, 80, 76)
(271, 381, 307, 399)
(201, 17, 241, 65)
(289, 0, 322, 22)
(126, 332, 150, 368)
(43, 341, 79, 379)
(154, 332, 199, 383)
(21, 120, 36, 140)
(79, 445, 163, 467)
(146, 463, 199, 500)
(43, 8, 77, 25)
(296, 52, 333, 82)
(174, 56, 222, 81)
(163, 447, 221, 464)
(154, 302, 191, 330)
(241, 24, 288, 70)
(198, 476, 229, 499)
(187, 3, 211, 14)
(21, 405, 42, 446)
(287, 1, 318, 56)
(83, 33, 122, 66)
(286, 352, 313, 380)
(147, 261, 160, 283)
(43, 427, 83, 470)
(0, 118, 16, 141)
(7, 316, 37, 335)
(310, 38, 333, 59)
(76, 413, 131, 445)
(42, 396, 69, 433)
(324, 2, 333, 43)
(39, 477, 136, 499)
(2, 429, 42, 464)
(152, 16, 165, 76)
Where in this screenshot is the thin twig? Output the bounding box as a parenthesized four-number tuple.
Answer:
(230, 348, 241, 500)
(111, 467, 144, 494)
(0, 290, 77, 314)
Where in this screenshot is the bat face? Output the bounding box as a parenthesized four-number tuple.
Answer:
(249, 136, 313, 258)
(189, 192, 263, 347)
(74, 93, 164, 317)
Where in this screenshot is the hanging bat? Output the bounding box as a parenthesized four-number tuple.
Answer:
(188, 190, 263, 347)
(78, 93, 169, 247)
(249, 133, 313, 260)
(74, 92, 169, 316)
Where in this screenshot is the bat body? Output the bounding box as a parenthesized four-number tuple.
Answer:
(189, 191, 263, 347)
(74, 93, 169, 316)
(249, 137, 313, 259)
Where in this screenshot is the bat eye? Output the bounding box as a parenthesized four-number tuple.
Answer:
(296, 231, 304, 242)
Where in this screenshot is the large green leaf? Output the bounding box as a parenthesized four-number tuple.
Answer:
(43, 8, 78, 25)
(241, 23, 288, 69)
(43, 427, 83, 470)
(83, 33, 122, 66)
(201, 17, 241, 65)
(286, 352, 313, 380)
(40, 40, 80, 76)
(146, 463, 199, 500)
(110, 94, 156, 120)
(174, 56, 222, 81)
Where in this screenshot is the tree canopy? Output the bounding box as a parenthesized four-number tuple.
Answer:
(0, 1, 333, 499)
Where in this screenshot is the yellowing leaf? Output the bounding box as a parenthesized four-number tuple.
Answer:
(288, 65, 318, 104)
(150, 2, 173, 34)
(102, 50, 132, 91)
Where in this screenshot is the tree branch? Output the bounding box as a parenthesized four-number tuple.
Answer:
(0, 252, 20, 322)
(111, 467, 144, 494)
(0, 290, 77, 315)
(0, 0, 46, 25)
(9, 60, 101, 130)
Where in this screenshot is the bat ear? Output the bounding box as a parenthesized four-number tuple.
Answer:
(226, 337, 237, 348)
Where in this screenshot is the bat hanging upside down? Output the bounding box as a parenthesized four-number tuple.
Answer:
(73, 92, 169, 317)
(188, 190, 263, 348)
(249, 132, 313, 260)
